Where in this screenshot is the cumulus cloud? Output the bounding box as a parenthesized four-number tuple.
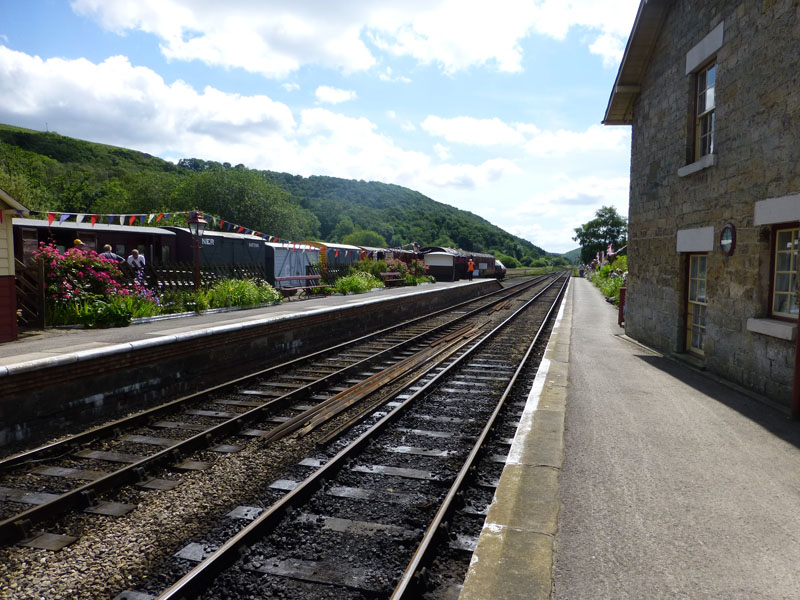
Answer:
(421, 116, 628, 156)
(525, 124, 630, 156)
(378, 67, 411, 83)
(315, 85, 357, 105)
(70, 0, 638, 78)
(282, 82, 300, 92)
(503, 175, 630, 251)
(433, 143, 451, 160)
(2, 45, 529, 196)
(0, 45, 295, 153)
(422, 116, 528, 146)
(425, 158, 522, 190)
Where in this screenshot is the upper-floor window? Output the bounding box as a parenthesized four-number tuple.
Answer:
(695, 62, 716, 159)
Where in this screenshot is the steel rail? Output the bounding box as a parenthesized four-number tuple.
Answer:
(153, 273, 567, 600)
(0, 275, 553, 545)
(0, 275, 547, 473)
(391, 274, 570, 598)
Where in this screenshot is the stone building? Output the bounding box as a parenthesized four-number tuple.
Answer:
(604, 0, 800, 410)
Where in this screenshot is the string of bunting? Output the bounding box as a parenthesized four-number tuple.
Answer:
(20, 208, 360, 257)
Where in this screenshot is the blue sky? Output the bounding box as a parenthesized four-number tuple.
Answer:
(0, 0, 639, 253)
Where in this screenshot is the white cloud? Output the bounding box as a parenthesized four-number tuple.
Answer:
(504, 175, 629, 251)
(425, 158, 522, 190)
(433, 143, 451, 160)
(315, 85, 357, 105)
(70, 0, 639, 78)
(3, 45, 529, 197)
(282, 82, 300, 92)
(589, 33, 626, 67)
(70, 0, 377, 78)
(0, 46, 295, 153)
(378, 67, 412, 83)
(525, 124, 630, 156)
(386, 110, 397, 119)
(422, 116, 528, 146)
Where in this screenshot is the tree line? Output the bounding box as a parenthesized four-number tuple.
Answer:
(0, 125, 553, 263)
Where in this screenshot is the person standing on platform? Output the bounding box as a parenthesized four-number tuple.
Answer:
(467, 257, 475, 281)
(127, 248, 146, 274)
(100, 244, 124, 263)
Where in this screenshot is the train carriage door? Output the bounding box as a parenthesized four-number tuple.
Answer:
(685, 253, 708, 356)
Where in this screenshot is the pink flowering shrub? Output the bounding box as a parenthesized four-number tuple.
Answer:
(33, 242, 126, 302)
(32, 243, 157, 326)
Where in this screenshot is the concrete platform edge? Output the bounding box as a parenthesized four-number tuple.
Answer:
(0, 282, 480, 377)
(459, 279, 572, 600)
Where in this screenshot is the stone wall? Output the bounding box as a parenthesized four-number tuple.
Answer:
(626, 0, 800, 406)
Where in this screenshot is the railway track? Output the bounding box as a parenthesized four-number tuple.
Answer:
(122, 273, 568, 600)
(0, 275, 556, 557)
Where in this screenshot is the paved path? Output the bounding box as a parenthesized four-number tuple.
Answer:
(554, 277, 800, 599)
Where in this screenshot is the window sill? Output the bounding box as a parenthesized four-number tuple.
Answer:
(677, 154, 717, 178)
(746, 317, 796, 341)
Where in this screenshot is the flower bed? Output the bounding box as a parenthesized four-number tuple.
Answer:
(32, 243, 283, 328)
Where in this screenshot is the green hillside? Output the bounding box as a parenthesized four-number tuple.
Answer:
(0, 125, 551, 261)
(561, 248, 582, 264)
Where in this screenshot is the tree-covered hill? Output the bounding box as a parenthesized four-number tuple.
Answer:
(0, 125, 551, 261)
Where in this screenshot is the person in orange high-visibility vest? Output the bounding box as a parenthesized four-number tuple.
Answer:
(467, 257, 475, 281)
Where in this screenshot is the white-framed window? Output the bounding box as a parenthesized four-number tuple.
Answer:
(695, 61, 716, 159)
(686, 254, 708, 355)
(771, 225, 800, 320)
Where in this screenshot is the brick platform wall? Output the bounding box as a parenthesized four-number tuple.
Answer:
(0, 280, 500, 448)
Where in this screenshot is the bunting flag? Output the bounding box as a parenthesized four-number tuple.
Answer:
(20, 208, 289, 254)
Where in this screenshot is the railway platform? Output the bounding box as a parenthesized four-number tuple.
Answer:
(461, 276, 800, 599)
(0, 279, 500, 450)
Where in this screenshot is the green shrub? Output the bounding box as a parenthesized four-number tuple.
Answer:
(203, 278, 283, 308)
(47, 296, 133, 328)
(590, 255, 628, 305)
(352, 259, 388, 279)
(333, 271, 384, 294)
(83, 299, 133, 328)
(158, 288, 208, 314)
